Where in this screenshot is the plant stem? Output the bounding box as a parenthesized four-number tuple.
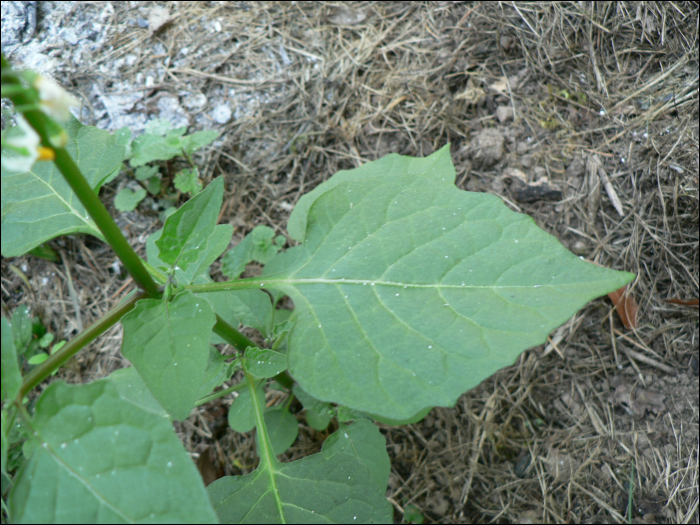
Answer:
(213, 315, 256, 351)
(16, 291, 147, 403)
(49, 148, 160, 296)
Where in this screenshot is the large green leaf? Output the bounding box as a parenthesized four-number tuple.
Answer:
(155, 176, 225, 275)
(208, 451, 391, 524)
(121, 291, 216, 421)
(209, 367, 391, 524)
(9, 380, 217, 523)
(1, 116, 126, 256)
(262, 149, 634, 420)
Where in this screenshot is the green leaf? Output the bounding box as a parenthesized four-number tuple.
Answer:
(120, 291, 216, 421)
(155, 177, 224, 275)
(2, 317, 22, 403)
(196, 347, 233, 400)
(27, 243, 60, 262)
(322, 419, 390, 492)
(9, 380, 217, 523)
(208, 450, 391, 524)
(245, 347, 287, 378)
(114, 187, 147, 211)
(181, 130, 220, 156)
(221, 225, 285, 279)
(228, 381, 265, 433)
(262, 408, 298, 455)
(262, 149, 635, 420)
(147, 222, 233, 285)
(11, 305, 32, 356)
(199, 289, 273, 340)
(106, 367, 168, 418)
(174, 168, 202, 195)
(133, 165, 159, 181)
(286, 144, 455, 242)
(1, 115, 126, 256)
(293, 385, 333, 431)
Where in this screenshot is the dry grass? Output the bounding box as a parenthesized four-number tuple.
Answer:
(2, 1, 698, 523)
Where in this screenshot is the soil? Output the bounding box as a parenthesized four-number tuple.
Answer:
(2, 2, 698, 523)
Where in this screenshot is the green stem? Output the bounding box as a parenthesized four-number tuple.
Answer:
(16, 290, 148, 403)
(244, 366, 285, 520)
(195, 381, 247, 407)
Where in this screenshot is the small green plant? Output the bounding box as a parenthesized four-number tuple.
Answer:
(1, 56, 634, 523)
(113, 118, 219, 216)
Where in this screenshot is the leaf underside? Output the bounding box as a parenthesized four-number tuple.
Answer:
(1, 116, 126, 257)
(263, 147, 634, 420)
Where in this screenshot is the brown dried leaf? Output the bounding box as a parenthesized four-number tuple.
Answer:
(608, 285, 638, 329)
(196, 446, 223, 487)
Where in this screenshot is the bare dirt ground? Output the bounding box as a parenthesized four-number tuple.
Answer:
(2, 2, 698, 523)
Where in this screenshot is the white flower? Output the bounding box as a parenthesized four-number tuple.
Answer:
(34, 75, 80, 122)
(1, 115, 40, 172)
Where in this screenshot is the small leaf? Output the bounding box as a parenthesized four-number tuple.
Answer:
(27, 353, 49, 365)
(11, 305, 32, 356)
(146, 176, 162, 195)
(133, 165, 159, 181)
(293, 385, 333, 431)
(156, 177, 224, 275)
(608, 284, 638, 329)
(181, 129, 220, 156)
(114, 187, 147, 212)
(221, 225, 284, 279)
(245, 347, 287, 378)
(2, 317, 22, 402)
(262, 407, 298, 455)
(1, 116, 126, 256)
(27, 243, 60, 262)
(120, 291, 216, 421)
(174, 168, 202, 195)
(228, 381, 265, 433)
(322, 419, 390, 492)
(9, 380, 218, 523)
(147, 223, 232, 285)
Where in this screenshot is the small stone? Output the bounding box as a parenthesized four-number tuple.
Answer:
(496, 105, 514, 123)
(212, 104, 232, 124)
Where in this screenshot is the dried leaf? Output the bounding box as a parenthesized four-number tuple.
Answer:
(608, 285, 638, 329)
(196, 447, 223, 487)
